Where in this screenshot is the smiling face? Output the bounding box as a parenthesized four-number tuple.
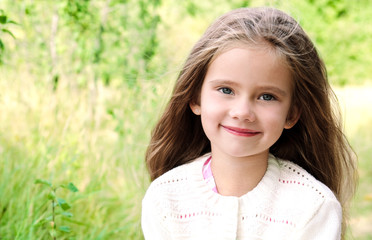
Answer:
(190, 45, 299, 161)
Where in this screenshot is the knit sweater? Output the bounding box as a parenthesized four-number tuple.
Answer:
(142, 153, 341, 239)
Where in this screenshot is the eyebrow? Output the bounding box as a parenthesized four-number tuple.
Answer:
(208, 79, 288, 97)
(208, 79, 241, 88)
(256, 86, 288, 97)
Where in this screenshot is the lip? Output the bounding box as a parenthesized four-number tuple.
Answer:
(221, 125, 261, 137)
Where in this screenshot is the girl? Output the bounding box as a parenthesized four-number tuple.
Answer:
(142, 7, 357, 239)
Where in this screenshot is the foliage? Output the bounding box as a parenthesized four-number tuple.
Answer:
(0, 9, 18, 64)
(286, 0, 372, 86)
(34, 180, 79, 239)
(1, 0, 371, 86)
(0, 0, 371, 239)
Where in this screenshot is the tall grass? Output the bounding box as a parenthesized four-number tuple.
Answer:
(1, 68, 371, 239)
(1, 0, 371, 238)
(0, 66, 175, 239)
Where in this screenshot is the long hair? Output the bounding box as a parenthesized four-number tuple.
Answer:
(145, 7, 357, 237)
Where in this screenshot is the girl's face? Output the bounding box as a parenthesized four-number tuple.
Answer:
(190, 45, 299, 161)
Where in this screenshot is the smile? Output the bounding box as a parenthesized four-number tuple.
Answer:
(221, 125, 261, 137)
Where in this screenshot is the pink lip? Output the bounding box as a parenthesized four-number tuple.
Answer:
(221, 125, 261, 137)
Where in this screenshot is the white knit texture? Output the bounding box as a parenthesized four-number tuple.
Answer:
(142, 154, 341, 239)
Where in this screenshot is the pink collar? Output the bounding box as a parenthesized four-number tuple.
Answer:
(202, 157, 218, 193)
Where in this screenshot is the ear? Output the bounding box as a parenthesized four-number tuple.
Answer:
(284, 105, 301, 129)
(189, 102, 201, 115)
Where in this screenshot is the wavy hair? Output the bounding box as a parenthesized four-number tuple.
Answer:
(145, 7, 357, 237)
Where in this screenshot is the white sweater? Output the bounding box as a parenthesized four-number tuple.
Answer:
(142, 154, 341, 239)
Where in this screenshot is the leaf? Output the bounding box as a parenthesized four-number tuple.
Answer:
(0, 15, 7, 24)
(61, 211, 73, 218)
(60, 182, 78, 192)
(35, 179, 52, 187)
(48, 191, 56, 200)
(67, 182, 79, 192)
(57, 198, 71, 210)
(0, 39, 4, 51)
(59, 226, 71, 233)
(59, 217, 85, 225)
(2, 29, 16, 39)
(6, 20, 18, 25)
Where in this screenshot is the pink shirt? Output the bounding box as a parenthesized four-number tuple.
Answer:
(202, 157, 218, 193)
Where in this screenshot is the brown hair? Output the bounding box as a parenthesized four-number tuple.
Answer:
(145, 7, 357, 237)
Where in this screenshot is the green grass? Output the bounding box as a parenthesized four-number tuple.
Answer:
(1, 0, 371, 238)
(1, 68, 371, 239)
(0, 68, 163, 239)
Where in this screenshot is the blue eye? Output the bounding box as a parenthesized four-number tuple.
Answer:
(218, 87, 233, 95)
(260, 94, 275, 101)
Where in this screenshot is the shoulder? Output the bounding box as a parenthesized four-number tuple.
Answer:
(275, 158, 339, 202)
(142, 154, 208, 205)
(142, 156, 207, 239)
(270, 156, 341, 227)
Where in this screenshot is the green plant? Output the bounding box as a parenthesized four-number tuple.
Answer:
(34, 179, 79, 239)
(0, 9, 17, 64)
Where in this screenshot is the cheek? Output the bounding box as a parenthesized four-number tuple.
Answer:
(200, 104, 221, 130)
(200, 92, 224, 116)
(260, 106, 289, 128)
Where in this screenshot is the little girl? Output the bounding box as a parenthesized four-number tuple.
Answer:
(142, 7, 357, 240)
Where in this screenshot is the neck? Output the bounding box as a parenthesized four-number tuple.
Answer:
(211, 150, 269, 197)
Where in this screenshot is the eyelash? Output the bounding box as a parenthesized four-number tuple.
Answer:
(259, 94, 276, 101)
(217, 87, 277, 101)
(218, 87, 234, 95)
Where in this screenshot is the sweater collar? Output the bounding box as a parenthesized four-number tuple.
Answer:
(188, 153, 281, 203)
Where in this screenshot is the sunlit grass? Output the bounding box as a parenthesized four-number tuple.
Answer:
(0, 68, 166, 239)
(1, 0, 371, 238)
(1, 68, 371, 239)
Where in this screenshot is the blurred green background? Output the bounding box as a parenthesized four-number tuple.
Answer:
(0, 0, 371, 239)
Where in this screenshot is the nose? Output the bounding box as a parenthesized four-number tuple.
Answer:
(229, 98, 256, 122)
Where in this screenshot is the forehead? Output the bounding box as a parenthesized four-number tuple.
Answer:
(211, 40, 288, 68)
(204, 44, 294, 94)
